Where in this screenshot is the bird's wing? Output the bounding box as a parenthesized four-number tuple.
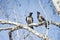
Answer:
(41, 16, 46, 21)
(31, 17, 33, 23)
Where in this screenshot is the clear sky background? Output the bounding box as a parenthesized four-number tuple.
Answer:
(0, 0, 60, 40)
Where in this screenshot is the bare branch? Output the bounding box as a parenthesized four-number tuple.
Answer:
(0, 27, 12, 31)
(0, 26, 20, 31)
(0, 19, 20, 25)
(0, 19, 50, 40)
(51, 21, 60, 28)
(0, 19, 50, 28)
(0, 19, 60, 40)
(28, 21, 45, 27)
(0, 19, 45, 26)
(22, 25, 50, 40)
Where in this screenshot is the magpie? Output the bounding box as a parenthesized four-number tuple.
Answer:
(37, 11, 49, 29)
(26, 12, 33, 29)
(37, 11, 46, 22)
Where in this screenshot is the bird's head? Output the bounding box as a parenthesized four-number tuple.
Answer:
(37, 11, 40, 15)
(37, 11, 40, 18)
(29, 12, 33, 17)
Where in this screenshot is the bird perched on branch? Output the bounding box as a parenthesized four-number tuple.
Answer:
(37, 11, 46, 22)
(26, 12, 33, 29)
(37, 11, 49, 29)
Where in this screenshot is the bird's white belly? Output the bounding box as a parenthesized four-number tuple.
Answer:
(27, 18, 32, 24)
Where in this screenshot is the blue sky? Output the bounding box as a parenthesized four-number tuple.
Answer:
(0, 0, 60, 40)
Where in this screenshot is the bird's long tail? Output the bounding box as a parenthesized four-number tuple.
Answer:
(45, 21, 49, 29)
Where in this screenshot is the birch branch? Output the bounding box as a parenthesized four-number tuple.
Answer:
(0, 19, 50, 40)
(0, 19, 60, 40)
(51, 21, 60, 28)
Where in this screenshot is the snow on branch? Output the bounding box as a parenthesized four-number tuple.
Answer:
(0, 19, 50, 40)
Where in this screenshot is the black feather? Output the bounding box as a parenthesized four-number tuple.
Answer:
(37, 11, 49, 29)
(37, 11, 46, 22)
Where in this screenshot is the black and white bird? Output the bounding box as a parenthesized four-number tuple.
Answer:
(26, 12, 33, 29)
(37, 11, 46, 22)
(37, 11, 48, 29)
